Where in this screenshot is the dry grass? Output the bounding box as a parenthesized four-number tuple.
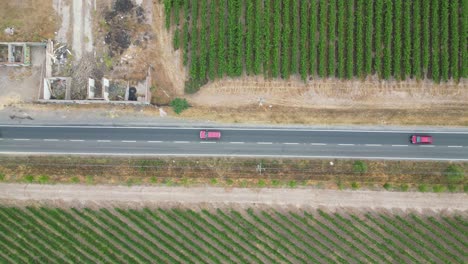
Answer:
(0, 0, 58, 42)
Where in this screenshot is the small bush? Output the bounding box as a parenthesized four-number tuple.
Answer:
(24, 175, 35, 183)
(383, 182, 391, 190)
(400, 184, 409, 192)
(240, 180, 248, 188)
(351, 182, 360, 190)
(288, 180, 297, 188)
(210, 178, 218, 185)
(464, 184, 468, 193)
(38, 175, 50, 184)
(225, 178, 234, 186)
(181, 177, 190, 186)
(170, 98, 190, 114)
(150, 176, 158, 184)
(126, 178, 134, 186)
(418, 184, 428, 192)
(164, 178, 174, 186)
(70, 176, 80, 184)
(0, 173, 5, 181)
(447, 184, 457, 192)
(257, 179, 266, 188)
(271, 179, 281, 187)
(432, 185, 445, 193)
(444, 165, 465, 182)
(353, 160, 368, 174)
(86, 175, 94, 185)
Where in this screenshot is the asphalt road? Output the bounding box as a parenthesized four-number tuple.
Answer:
(0, 125, 467, 160)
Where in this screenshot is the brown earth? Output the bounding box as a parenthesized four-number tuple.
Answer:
(0, 0, 58, 42)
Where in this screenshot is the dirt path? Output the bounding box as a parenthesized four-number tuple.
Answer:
(0, 184, 466, 211)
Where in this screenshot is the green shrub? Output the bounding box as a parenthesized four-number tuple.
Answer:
(351, 182, 360, 190)
(86, 175, 94, 185)
(447, 184, 457, 192)
(257, 179, 266, 188)
(126, 178, 134, 186)
(418, 184, 428, 192)
(226, 178, 234, 186)
(38, 175, 50, 184)
(464, 184, 468, 193)
(432, 185, 445, 193)
(173, 28, 180, 50)
(444, 165, 465, 182)
(400, 183, 409, 192)
(0, 173, 5, 181)
(24, 175, 35, 183)
(383, 182, 391, 190)
(353, 160, 368, 174)
(271, 179, 281, 187)
(288, 180, 297, 188)
(210, 178, 218, 185)
(170, 98, 190, 114)
(150, 176, 158, 184)
(70, 176, 80, 184)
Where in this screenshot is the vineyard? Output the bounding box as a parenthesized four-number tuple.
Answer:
(163, 0, 467, 93)
(0, 206, 466, 263)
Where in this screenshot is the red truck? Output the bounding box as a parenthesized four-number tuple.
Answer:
(199, 130, 221, 140)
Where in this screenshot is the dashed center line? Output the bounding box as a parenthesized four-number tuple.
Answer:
(283, 143, 299, 145)
(229, 142, 245, 144)
(13, 139, 30, 141)
(365, 144, 382, 147)
(122, 140, 136, 143)
(447, 145, 462, 148)
(97, 140, 111, 142)
(44, 139, 59, 141)
(392, 145, 408, 147)
(69, 140, 84, 142)
(311, 143, 326, 146)
(257, 142, 273, 144)
(338, 144, 354, 146)
(147, 141, 162, 143)
(174, 141, 189, 144)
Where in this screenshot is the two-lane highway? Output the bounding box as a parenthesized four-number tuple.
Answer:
(0, 125, 467, 160)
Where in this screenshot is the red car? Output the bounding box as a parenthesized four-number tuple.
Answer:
(411, 135, 433, 144)
(200, 130, 221, 140)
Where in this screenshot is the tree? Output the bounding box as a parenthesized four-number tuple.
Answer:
(170, 98, 190, 114)
(444, 165, 465, 182)
(353, 160, 368, 174)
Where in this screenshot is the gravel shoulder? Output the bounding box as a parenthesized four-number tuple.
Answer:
(0, 184, 466, 211)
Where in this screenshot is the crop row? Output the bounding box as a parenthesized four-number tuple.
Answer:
(163, 0, 466, 92)
(0, 206, 466, 263)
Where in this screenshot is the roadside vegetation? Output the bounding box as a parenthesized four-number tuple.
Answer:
(0, 205, 465, 263)
(164, 0, 467, 92)
(0, 156, 465, 192)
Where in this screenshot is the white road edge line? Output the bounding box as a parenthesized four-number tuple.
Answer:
(13, 139, 30, 141)
(174, 141, 189, 143)
(147, 141, 163, 143)
(447, 146, 462, 148)
(97, 140, 111, 142)
(338, 144, 354, 146)
(365, 144, 382, 146)
(200, 141, 216, 144)
(392, 145, 408, 147)
(122, 140, 137, 143)
(229, 142, 245, 144)
(257, 142, 273, 144)
(69, 140, 84, 142)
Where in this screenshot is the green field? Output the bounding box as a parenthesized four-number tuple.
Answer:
(164, 0, 467, 92)
(0, 206, 466, 263)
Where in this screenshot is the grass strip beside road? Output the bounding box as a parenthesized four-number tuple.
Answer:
(0, 156, 466, 193)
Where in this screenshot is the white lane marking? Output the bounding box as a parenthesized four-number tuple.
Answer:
(2, 124, 468, 134)
(2, 151, 467, 161)
(69, 140, 84, 142)
(283, 143, 299, 145)
(200, 141, 216, 144)
(13, 139, 30, 141)
(174, 141, 189, 143)
(365, 144, 382, 146)
(0, 138, 3, 140)
(392, 145, 408, 147)
(420, 145, 435, 147)
(229, 142, 245, 144)
(311, 143, 327, 146)
(44, 139, 59, 141)
(257, 142, 273, 144)
(447, 145, 463, 148)
(122, 140, 136, 143)
(147, 141, 163, 143)
(338, 144, 354, 146)
(97, 140, 111, 142)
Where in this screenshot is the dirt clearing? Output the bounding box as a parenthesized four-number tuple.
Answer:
(0, 183, 466, 211)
